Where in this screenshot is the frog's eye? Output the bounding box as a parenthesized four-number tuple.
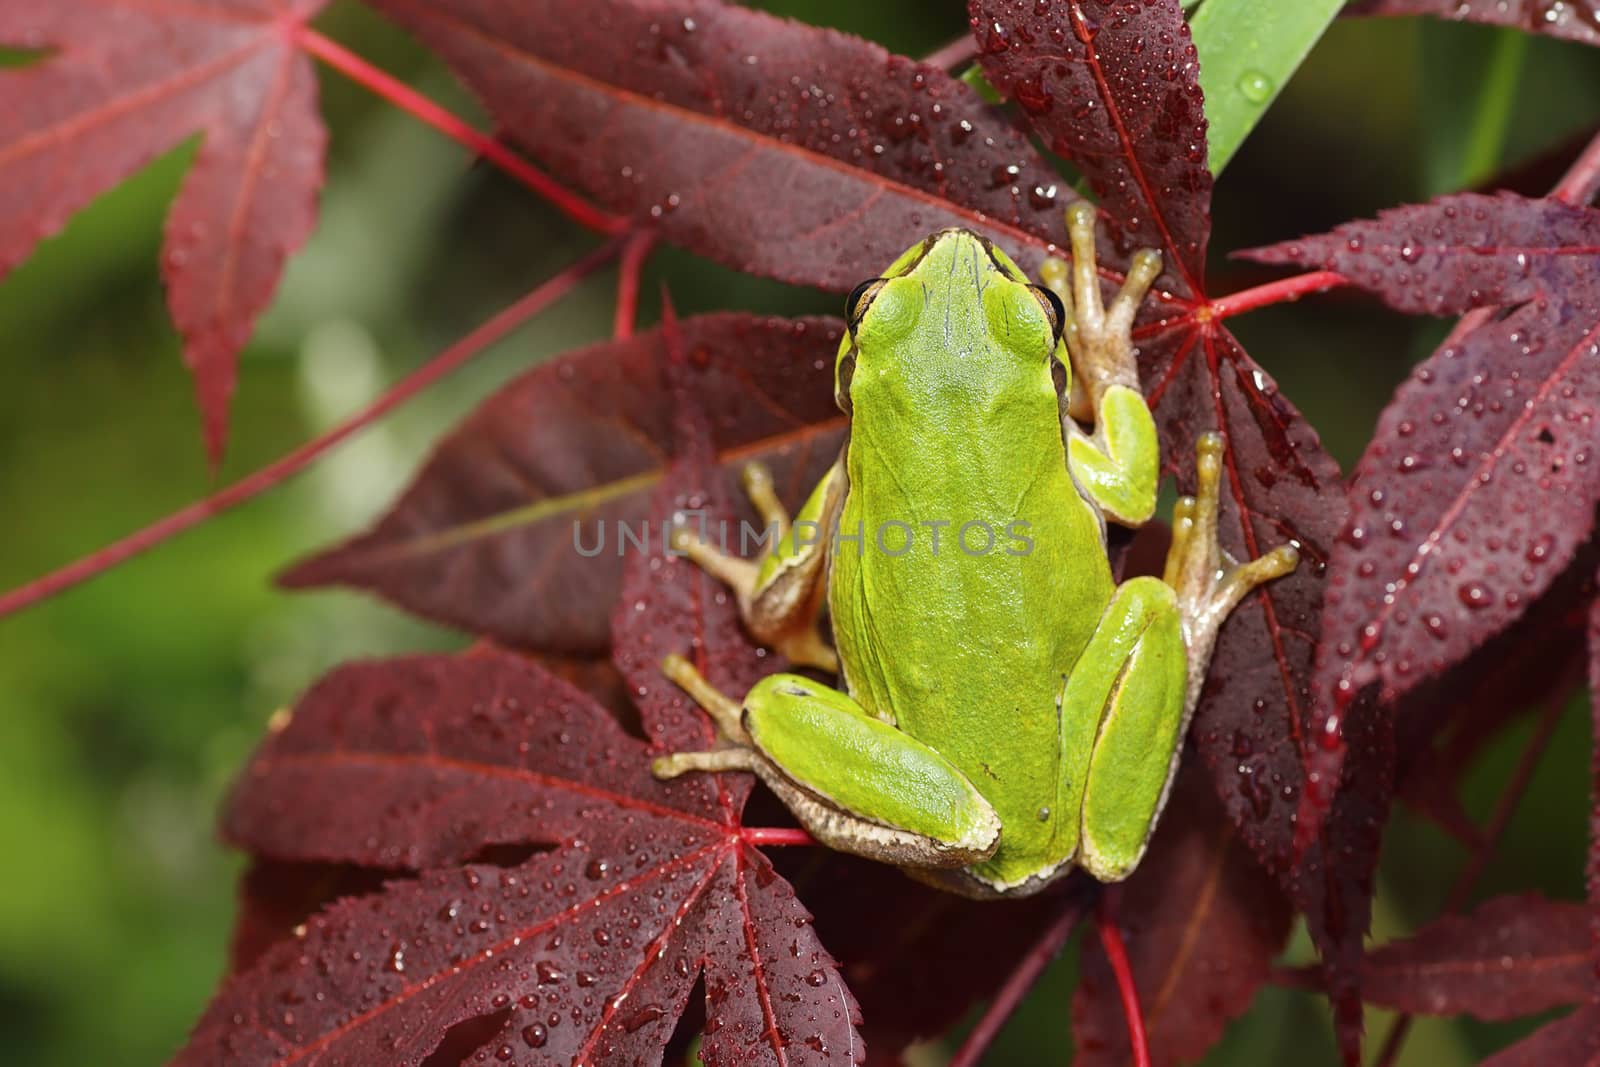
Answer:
(846, 278, 887, 326)
(1032, 285, 1067, 343)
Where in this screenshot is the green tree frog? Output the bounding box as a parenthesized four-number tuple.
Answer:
(651, 204, 1298, 898)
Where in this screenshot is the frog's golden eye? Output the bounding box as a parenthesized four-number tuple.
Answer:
(846, 277, 887, 326)
(1032, 285, 1067, 343)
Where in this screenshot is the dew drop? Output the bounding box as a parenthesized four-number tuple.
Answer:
(623, 1004, 668, 1032)
(1236, 69, 1274, 104)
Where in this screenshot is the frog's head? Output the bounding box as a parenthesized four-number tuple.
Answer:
(834, 229, 1066, 411)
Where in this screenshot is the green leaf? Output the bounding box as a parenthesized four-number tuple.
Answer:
(1189, 0, 1344, 174)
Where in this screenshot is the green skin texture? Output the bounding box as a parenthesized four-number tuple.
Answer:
(670, 231, 1194, 897)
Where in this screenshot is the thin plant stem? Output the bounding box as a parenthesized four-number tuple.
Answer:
(1097, 894, 1152, 1067)
(1552, 125, 1600, 206)
(292, 26, 628, 236)
(947, 892, 1090, 1067)
(0, 238, 627, 622)
(922, 33, 979, 72)
(613, 230, 660, 339)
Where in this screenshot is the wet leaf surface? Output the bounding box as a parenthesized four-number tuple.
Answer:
(1347, 0, 1600, 47)
(0, 0, 329, 463)
(186, 377, 865, 1065)
(1358, 893, 1594, 1019)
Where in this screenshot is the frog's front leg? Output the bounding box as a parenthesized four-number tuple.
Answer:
(652, 655, 1001, 867)
(1039, 201, 1164, 526)
(671, 459, 844, 672)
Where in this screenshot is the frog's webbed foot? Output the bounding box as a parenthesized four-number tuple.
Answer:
(1040, 201, 1164, 417)
(1164, 433, 1300, 692)
(670, 461, 840, 673)
(1041, 202, 1164, 525)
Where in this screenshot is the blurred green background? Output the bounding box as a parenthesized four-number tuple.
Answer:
(1, 3, 1595, 1064)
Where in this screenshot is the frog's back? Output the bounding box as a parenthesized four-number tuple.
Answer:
(828, 231, 1115, 889)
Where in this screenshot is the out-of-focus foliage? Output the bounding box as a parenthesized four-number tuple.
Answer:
(0, 2, 1596, 1065)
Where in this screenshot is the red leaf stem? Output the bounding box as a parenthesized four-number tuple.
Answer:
(740, 828, 818, 848)
(1553, 125, 1600, 207)
(290, 24, 628, 235)
(1207, 270, 1351, 321)
(612, 228, 658, 339)
(1097, 896, 1153, 1067)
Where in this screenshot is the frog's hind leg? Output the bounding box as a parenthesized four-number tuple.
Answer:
(1165, 432, 1300, 696)
(1040, 202, 1164, 526)
(671, 459, 843, 671)
(1059, 577, 1188, 882)
(652, 657, 1001, 869)
(1065, 437, 1299, 882)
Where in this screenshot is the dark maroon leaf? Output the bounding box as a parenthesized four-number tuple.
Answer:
(1243, 192, 1600, 841)
(1347, 0, 1600, 47)
(1589, 576, 1600, 994)
(186, 392, 865, 1063)
(282, 313, 846, 654)
(1360, 893, 1594, 1018)
(969, 0, 1213, 295)
(220, 653, 726, 869)
(1073, 763, 1293, 1067)
(229, 861, 397, 975)
(1392, 550, 1592, 843)
(771, 847, 1079, 1061)
(366, 0, 1095, 288)
(1287, 687, 1393, 1067)
(0, 0, 329, 464)
(1480, 1004, 1600, 1066)
(1150, 327, 1346, 875)
(1242, 193, 1599, 318)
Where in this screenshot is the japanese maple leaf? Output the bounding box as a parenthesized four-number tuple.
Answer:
(1243, 193, 1600, 809)
(181, 375, 866, 1065)
(1355, 893, 1595, 1019)
(282, 314, 848, 654)
(1480, 1004, 1600, 1066)
(1347, 0, 1600, 47)
(0, 0, 328, 465)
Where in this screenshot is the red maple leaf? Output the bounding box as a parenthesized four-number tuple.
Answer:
(1479, 1003, 1600, 1066)
(1347, 0, 1600, 47)
(280, 313, 847, 655)
(181, 362, 868, 1065)
(1243, 192, 1600, 848)
(1356, 893, 1595, 1019)
(0, 0, 329, 465)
